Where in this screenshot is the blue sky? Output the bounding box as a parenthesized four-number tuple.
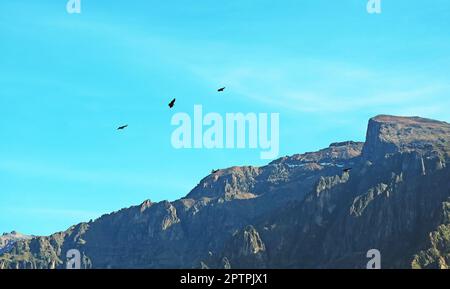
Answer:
(1, 0, 449, 236)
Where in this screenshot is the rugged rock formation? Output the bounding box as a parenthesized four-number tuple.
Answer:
(0, 232, 32, 256)
(1, 115, 449, 269)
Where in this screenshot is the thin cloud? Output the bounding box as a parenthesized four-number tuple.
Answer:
(192, 60, 450, 118)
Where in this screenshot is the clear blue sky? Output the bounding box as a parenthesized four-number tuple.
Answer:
(1, 0, 449, 236)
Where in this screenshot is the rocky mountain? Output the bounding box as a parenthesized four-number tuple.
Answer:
(0, 232, 32, 256)
(1, 115, 449, 269)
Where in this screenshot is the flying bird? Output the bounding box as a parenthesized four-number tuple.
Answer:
(343, 168, 352, 173)
(217, 87, 226, 92)
(168, 98, 176, 108)
(117, 125, 128, 130)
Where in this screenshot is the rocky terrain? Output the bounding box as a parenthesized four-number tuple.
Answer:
(0, 232, 32, 256)
(1, 115, 449, 269)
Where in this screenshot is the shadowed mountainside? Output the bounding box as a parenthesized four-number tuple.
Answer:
(1, 115, 449, 269)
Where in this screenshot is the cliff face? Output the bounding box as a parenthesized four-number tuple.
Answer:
(363, 115, 450, 160)
(1, 115, 449, 269)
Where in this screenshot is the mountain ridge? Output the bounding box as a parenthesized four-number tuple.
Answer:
(1, 114, 449, 269)
(0, 232, 33, 256)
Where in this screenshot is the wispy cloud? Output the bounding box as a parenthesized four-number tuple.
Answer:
(191, 59, 450, 120)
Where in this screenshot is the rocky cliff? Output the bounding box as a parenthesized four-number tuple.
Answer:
(1, 115, 449, 269)
(0, 232, 32, 257)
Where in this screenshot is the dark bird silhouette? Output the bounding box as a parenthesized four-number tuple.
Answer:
(117, 125, 128, 130)
(343, 168, 352, 173)
(211, 169, 219, 174)
(168, 98, 176, 108)
(217, 87, 226, 92)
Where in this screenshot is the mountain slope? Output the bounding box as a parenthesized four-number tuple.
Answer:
(1, 115, 449, 269)
(0, 232, 32, 257)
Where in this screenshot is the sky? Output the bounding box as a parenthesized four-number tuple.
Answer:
(0, 0, 449, 236)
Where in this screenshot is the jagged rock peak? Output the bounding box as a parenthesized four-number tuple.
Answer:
(229, 225, 266, 257)
(186, 166, 261, 200)
(140, 199, 154, 212)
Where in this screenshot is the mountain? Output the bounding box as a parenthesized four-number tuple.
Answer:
(1, 115, 449, 269)
(0, 232, 32, 256)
